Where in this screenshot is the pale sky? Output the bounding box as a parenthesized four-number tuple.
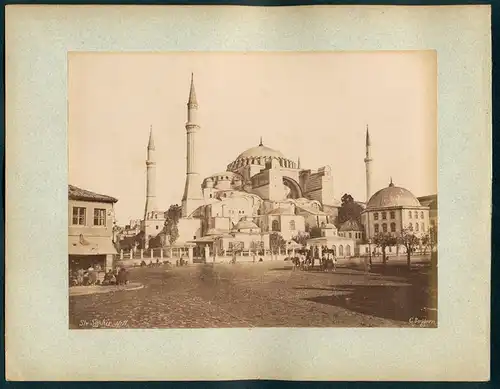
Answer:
(68, 51, 437, 225)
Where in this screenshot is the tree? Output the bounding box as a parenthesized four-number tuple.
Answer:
(309, 226, 322, 238)
(292, 232, 310, 247)
(372, 232, 397, 266)
(429, 225, 438, 252)
(269, 232, 286, 254)
(337, 193, 364, 226)
(399, 228, 420, 269)
(164, 204, 182, 246)
(421, 233, 430, 255)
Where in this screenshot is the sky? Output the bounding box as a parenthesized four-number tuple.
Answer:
(68, 51, 437, 225)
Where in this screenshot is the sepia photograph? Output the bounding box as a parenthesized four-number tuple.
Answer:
(68, 51, 438, 329)
(6, 4, 491, 381)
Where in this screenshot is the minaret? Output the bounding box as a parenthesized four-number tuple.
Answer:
(297, 156, 301, 169)
(364, 124, 373, 202)
(181, 73, 204, 217)
(144, 125, 157, 219)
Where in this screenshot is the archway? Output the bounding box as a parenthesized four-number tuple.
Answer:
(282, 177, 303, 199)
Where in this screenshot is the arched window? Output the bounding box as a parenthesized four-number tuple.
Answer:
(332, 246, 336, 256)
(272, 220, 280, 231)
(374, 224, 379, 233)
(421, 211, 424, 219)
(409, 223, 413, 231)
(382, 212, 387, 220)
(414, 211, 418, 218)
(382, 223, 387, 233)
(374, 213, 379, 221)
(289, 220, 296, 230)
(416, 223, 419, 232)
(339, 245, 344, 256)
(390, 222, 396, 232)
(346, 245, 351, 256)
(349, 232, 352, 238)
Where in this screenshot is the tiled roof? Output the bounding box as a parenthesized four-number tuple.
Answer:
(68, 185, 118, 203)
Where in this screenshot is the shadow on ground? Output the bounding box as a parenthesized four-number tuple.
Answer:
(299, 265, 438, 325)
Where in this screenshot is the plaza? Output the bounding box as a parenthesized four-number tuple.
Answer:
(69, 257, 437, 329)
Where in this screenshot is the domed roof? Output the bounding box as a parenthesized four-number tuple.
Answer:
(236, 144, 285, 160)
(233, 220, 260, 231)
(339, 219, 363, 231)
(367, 181, 421, 209)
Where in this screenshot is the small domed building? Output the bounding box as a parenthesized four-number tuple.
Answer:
(339, 219, 364, 241)
(361, 179, 430, 240)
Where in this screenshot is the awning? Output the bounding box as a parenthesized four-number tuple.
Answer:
(69, 234, 118, 255)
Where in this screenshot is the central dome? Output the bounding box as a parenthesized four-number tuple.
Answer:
(227, 140, 297, 172)
(367, 182, 421, 209)
(236, 144, 286, 160)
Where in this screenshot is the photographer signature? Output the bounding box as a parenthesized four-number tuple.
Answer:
(409, 317, 436, 327)
(79, 319, 129, 328)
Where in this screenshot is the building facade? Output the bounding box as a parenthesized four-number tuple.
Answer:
(138, 75, 437, 259)
(68, 185, 118, 272)
(361, 179, 431, 241)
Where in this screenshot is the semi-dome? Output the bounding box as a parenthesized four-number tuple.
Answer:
(233, 219, 260, 232)
(367, 181, 421, 209)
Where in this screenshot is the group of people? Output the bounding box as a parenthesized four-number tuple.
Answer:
(69, 265, 128, 287)
(69, 265, 100, 287)
(102, 267, 129, 286)
(290, 248, 338, 272)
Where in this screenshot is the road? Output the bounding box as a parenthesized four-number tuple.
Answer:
(69, 260, 437, 329)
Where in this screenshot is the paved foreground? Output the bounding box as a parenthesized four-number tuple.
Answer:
(69, 260, 437, 329)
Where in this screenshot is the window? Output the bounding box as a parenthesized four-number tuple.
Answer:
(289, 220, 296, 230)
(272, 220, 280, 231)
(93, 208, 106, 226)
(414, 211, 418, 218)
(409, 211, 412, 218)
(421, 223, 425, 231)
(421, 211, 424, 219)
(349, 232, 352, 238)
(409, 223, 413, 231)
(374, 224, 379, 233)
(382, 212, 387, 220)
(339, 245, 344, 256)
(388, 246, 392, 253)
(72, 207, 86, 225)
(156, 225, 159, 230)
(374, 213, 379, 221)
(390, 222, 396, 232)
(365, 247, 369, 253)
(416, 223, 419, 232)
(382, 223, 387, 233)
(390, 211, 395, 219)
(346, 245, 351, 256)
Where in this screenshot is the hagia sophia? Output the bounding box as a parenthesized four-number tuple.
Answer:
(139, 74, 437, 258)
